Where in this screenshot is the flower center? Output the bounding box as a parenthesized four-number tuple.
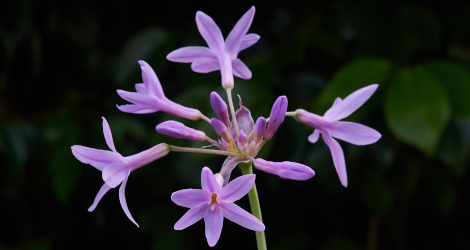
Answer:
(211, 193, 217, 203)
(209, 193, 219, 211)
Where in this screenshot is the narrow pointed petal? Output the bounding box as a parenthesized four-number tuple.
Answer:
(210, 92, 230, 126)
(278, 162, 315, 181)
(175, 205, 207, 230)
(231, 59, 252, 79)
(102, 162, 128, 188)
(204, 206, 224, 247)
(196, 11, 225, 52)
(225, 6, 256, 54)
(171, 189, 211, 208)
(264, 96, 288, 140)
(220, 157, 248, 186)
(332, 97, 342, 107)
(230, 100, 255, 138)
(220, 203, 264, 231)
(329, 121, 382, 145)
(324, 84, 378, 121)
(119, 170, 139, 227)
(116, 89, 157, 108)
(308, 130, 320, 144)
(239, 33, 260, 52)
(156, 120, 206, 141)
(167, 46, 217, 63)
(254, 116, 266, 143)
(201, 167, 221, 193)
(191, 60, 220, 73)
(218, 174, 255, 203)
(102, 117, 117, 152)
(71, 145, 120, 171)
(138, 60, 165, 99)
(88, 183, 112, 212)
(322, 132, 348, 187)
(124, 143, 170, 169)
(134, 83, 147, 94)
(116, 104, 157, 114)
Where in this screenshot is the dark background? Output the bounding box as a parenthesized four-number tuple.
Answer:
(1, 0, 470, 249)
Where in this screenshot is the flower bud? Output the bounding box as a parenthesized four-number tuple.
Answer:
(211, 118, 232, 142)
(253, 158, 315, 181)
(254, 116, 266, 143)
(210, 92, 230, 126)
(264, 96, 288, 140)
(238, 129, 248, 144)
(156, 121, 206, 141)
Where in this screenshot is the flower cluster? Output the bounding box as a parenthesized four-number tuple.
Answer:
(71, 6, 381, 248)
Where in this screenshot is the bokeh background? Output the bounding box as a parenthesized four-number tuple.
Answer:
(1, 0, 470, 249)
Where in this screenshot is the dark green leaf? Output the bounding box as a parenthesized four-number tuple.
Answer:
(384, 67, 451, 156)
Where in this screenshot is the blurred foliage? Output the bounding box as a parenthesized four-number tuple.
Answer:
(1, 0, 470, 249)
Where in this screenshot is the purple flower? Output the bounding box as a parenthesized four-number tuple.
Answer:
(251, 158, 315, 181)
(210, 92, 230, 126)
(172, 167, 264, 247)
(117, 60, 204, 120)
(71, 117, 169, 227)
(156, 120, 206, 141)
(294, 84, 382, 187)
(253, 116, 266, 143)
(264, 96, 288, 140)
(167, 6, 259, 89)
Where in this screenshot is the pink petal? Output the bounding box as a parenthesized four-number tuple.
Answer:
(174, 205, 207, 230)
(167, 46, 217, 63)
(196, 11, 225, 52)
(220, 203, 264, 231)
(88, 183, 112, 212)
(71, 145, 120, 171)
(102, 162, 128, 188)
(134, 83, 147, 94)
(119, 170, 139, 227)
(138, 60, 165, 99)
(218, 174, 255, 203)
(322, 131, 348, 187)
(332, 97, 342, 107)
(102, 117, 117, 152)
(201, 167, 221, 193)
(116, 104, 157, 114)
(324, 84, 378, 121)
(231, 59, 252, 79)
(204, 206, 224, 247)
(116, 89, 157, 108)
(329, 121, 382, 145)
(308, 130, 320, 144)
(239, 33, 260, 52)
(171, 189, 211, 208)
(225, 6, 256, 55)
(191, 60, 220, 73)
(220, 157, 248, 186)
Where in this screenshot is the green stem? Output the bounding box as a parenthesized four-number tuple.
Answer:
(239, 163, 267, 250)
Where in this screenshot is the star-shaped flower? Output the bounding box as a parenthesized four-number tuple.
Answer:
(294, 84, 382, 187)
(71, 117, 169, 227)
(167, 6, 259, 89)
(172, 167, 264, 247)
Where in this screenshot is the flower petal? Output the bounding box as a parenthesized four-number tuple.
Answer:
(218, 174, 255, 203)
(174, 205, 207, 230)
(171, 189, 211, 208)
(88, 183, 112, 212)
(204, 206, 224, 247)
(119, 170, 139, 227)
(102, 162, 129, 188)
(279, 162, 315, 181)
(264, 96, 288, 140)
(210, 91, 230, 126)
(220, 203, 264, 231)
(116, 89, 157, 108)
(167, 46, 217, 63)
(329, 121, 382, 145)
(201, 167, 221, 193)
(102, 117, 117, 152)
(324, 84, 378, 121)
(332, 97, 342, 107)
(71, 145, 120, 171)
(308, 130, 320, 144)
(322, 131, 348, 187)
(191, 60, 220, 73)
(116, 104, 157, 114)
(225, 6, 256, 55)
(196, 11, 225, 52)
(134, 83, 147, 94)
(138, 60, 165, 99)
(220, 157, 248, 186)
(232, 59, 252, 79)
(239, 33, 260, 52)
(156, 120, 206, 141)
